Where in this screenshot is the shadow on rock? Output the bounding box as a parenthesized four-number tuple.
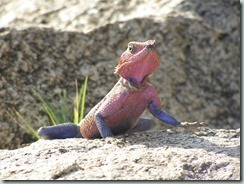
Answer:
(123, 125, 240, 158)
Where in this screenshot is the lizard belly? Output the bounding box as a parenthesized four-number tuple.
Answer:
(79, 101, 148, 138)
(80, 91, 149, 138)
(103, 89, 150, 135)
(105, 101, 147, 135)
(79, 80, 153, 139)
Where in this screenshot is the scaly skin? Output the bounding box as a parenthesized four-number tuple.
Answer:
(38, 40, 180, 139)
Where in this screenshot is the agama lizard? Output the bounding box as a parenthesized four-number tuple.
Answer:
(38, 40, 180, 139)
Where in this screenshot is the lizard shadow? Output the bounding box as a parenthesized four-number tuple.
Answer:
(121, 129, 240, 158)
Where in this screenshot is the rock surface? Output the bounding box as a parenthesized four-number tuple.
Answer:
(0, 123, 240, 180)
(0, 0, 240, 149)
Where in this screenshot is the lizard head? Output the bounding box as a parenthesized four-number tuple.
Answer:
(114, 40, 160, 87)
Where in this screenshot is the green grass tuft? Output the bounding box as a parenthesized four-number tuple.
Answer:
(8, 77, 88, 140)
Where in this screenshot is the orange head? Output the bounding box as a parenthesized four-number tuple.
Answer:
(114, 40, 160, 87)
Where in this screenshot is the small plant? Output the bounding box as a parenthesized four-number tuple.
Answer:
(74, 77, 88, 124)
(7, 109, 40, 139)
(8, 77, 88, 140)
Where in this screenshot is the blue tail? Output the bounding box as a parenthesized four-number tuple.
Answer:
(38, 123, 82, 139)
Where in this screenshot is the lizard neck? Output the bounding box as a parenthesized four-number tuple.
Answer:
(119, 77, 146, 92)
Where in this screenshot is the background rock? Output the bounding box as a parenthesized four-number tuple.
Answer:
(0, 0, 240, 149)
(0, 124, 240, 180)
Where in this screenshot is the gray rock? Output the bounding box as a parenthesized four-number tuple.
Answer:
(0, 0, 240, 149)
(0, 124, 240, 180)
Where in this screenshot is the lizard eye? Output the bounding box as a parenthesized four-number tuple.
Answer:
(128, 44, 134, 53)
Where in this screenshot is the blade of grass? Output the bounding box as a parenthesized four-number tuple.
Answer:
(42, 100, 58, 125)
(78, 83, 84, 120)
(32, 100, 55, 126)
(6, 110, 29, 133)
(7, 109, 39, 139)
(34, 91, 60, 125)
(59, 90, 67, 122)
(73, 79, 79, 124)
(14, 110, 40, 139)
(79, 76, 88, 121)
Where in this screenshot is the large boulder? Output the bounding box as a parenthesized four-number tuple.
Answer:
(0, 124, 240, 180)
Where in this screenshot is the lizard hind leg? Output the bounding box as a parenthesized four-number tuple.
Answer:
(38, 123, 82, 139)
(127, 117, 156, 134)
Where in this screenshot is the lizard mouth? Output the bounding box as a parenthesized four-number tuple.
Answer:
(114, 40, 160, 87)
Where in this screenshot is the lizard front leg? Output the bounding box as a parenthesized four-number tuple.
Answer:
(95, 113, 114, 138)
(146, 85, 181, 127)
(148, 102, 180, 126)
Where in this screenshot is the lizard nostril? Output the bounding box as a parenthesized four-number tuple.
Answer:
(146, 44, 154, 50)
